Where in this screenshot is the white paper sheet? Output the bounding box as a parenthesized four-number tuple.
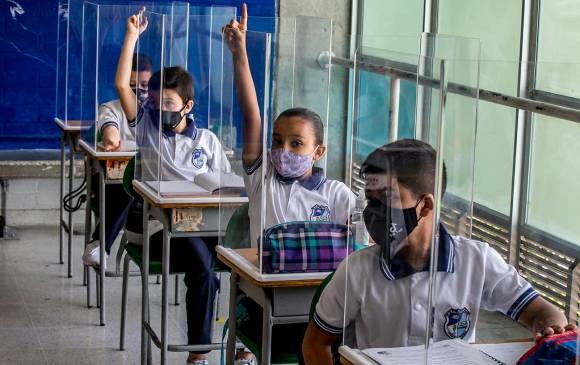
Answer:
(363, 340, 501, 365)
(473, 342, 533, 365)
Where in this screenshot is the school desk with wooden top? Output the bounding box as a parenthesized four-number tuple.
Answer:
(217, 246, 332, 365)
(54, 117, 82, 279)
(78, 139, 136, 326)
(133, 180, 247, 365)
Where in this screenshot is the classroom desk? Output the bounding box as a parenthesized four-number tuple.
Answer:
(54, 118, 82, 279)
(217, 246, 331, 365)
(78, 139, 135, 326)
(338, 339, 534, 365)
(133, 180, 247, 365)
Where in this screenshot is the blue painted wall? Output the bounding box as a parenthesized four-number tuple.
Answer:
(0, 0, 275, 150)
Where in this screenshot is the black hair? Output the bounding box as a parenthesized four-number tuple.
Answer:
(148, 66, 194, 103)
(360, 139, 447, 198)
(276, 107, 324, 145)
(131, 53, 152, 72)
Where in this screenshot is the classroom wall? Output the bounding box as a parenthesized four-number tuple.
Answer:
(0, 0, 276, 151)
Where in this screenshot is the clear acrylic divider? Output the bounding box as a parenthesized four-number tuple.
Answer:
(134, 10, 167, 198)
(56, 0, 189, 127)
(340, 35, 481, 363)
(79, 2, 99, 145)
(218, 29, 272, 272)
(340, 47, 440, 362)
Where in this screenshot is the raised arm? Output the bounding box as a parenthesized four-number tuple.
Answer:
(115, 8, 148, 122)
(224, 4, 263, 166)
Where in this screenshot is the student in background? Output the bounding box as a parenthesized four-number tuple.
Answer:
(114, 9, 231, 365)
(302, 139, 577, 365)
(82, 53, 152, 269)
(224, 4, 355, 364)
(99, 53, 152, 152)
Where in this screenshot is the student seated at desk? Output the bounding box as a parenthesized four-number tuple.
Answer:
(224, 5, 356, 363)
(114, 10, 231, 365)
(82, 52, 152, 269)
(225, 3, 355, 250)
(302, 139, 577, 365)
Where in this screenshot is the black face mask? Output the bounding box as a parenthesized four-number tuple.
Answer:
(363, 196, 423, 250)
(147, 103, 188, 132)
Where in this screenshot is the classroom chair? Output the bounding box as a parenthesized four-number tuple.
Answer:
(117, 157, 231, 352)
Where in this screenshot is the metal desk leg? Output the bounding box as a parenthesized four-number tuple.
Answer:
(84, 158, 92, 304)
(59, 133, 65, 265)
(160, 213, 171, 365)
(98, 162, 106, 326)
(67, 133, 75, 278)
(226, 272, 239, 365)
(260, 290, 273, 365)
(141, 201, 151, 365)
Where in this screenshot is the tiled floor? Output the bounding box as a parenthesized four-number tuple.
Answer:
(0, 226, 228, 365)
(0, 226, 532, 365)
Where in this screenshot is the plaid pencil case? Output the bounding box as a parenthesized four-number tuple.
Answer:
(261, 221, 353, 274)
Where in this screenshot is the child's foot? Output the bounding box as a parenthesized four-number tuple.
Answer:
(235, 350, 256, 365)
(82, 240, 107, 270)
(187, 353, 208, 365)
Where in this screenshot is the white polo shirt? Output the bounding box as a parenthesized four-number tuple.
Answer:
(244, 154, 356, 246)
(97, 99, 135, 142)
(136, 109, 231, 182)
(314, 225, 539, 349)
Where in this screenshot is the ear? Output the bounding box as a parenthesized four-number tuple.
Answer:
(418, 194, 435, 220)
(183, 99, 194, 114)
(313, 144, 326, 161)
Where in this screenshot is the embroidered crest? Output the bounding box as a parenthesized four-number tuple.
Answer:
(443, 307, 471, 339)
(310, 204, 331, 221)
(191, 148, 206, 169)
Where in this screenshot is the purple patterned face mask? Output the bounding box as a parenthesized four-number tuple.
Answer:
(271, 146, 319, 178)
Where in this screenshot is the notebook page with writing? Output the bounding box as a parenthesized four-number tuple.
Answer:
(363, 340, 501, 365)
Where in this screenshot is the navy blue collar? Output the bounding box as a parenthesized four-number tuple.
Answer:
(162, 117, 197, 139)
(275, 166, 326, 191)
(379, 223, 455, 280)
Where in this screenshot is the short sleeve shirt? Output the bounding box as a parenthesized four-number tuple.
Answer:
(244, 154, 356, 246)
(314, 233, 539, 349)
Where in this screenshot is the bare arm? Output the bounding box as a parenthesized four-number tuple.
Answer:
(115, 9, 148, 122)
(518, 296, 577, 340)
(224, 4, 263, 166)
(302, 321, 339, 365)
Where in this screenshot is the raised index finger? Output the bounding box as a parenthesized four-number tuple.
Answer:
(240, 3, 248, 30)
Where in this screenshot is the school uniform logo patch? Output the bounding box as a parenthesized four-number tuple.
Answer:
(310, 204, 330, 221)
(191, 148, 207, 169)
(443, 307, 471, 339)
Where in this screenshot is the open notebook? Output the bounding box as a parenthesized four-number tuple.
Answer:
(362, 339, 532, 365)
(146, 172, 245, 197)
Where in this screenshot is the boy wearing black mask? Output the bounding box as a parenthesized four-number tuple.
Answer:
(302, 139, 575, 365)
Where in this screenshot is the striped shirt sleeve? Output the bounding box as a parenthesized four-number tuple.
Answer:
(482, 245, 539, 320)
(314, 259, 359, 336)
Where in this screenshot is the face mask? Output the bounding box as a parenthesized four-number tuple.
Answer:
(271, 145, 318, 178)
(363, 196, 423, 257)
(132, 88, 148, 105)
(147, 103, 188, 132)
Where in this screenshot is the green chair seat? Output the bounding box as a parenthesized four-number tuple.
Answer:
(124, 242, 163, 274)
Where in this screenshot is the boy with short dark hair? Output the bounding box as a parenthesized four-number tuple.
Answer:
(303, 139, 576, 365)
(113, 9, 231, 365)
